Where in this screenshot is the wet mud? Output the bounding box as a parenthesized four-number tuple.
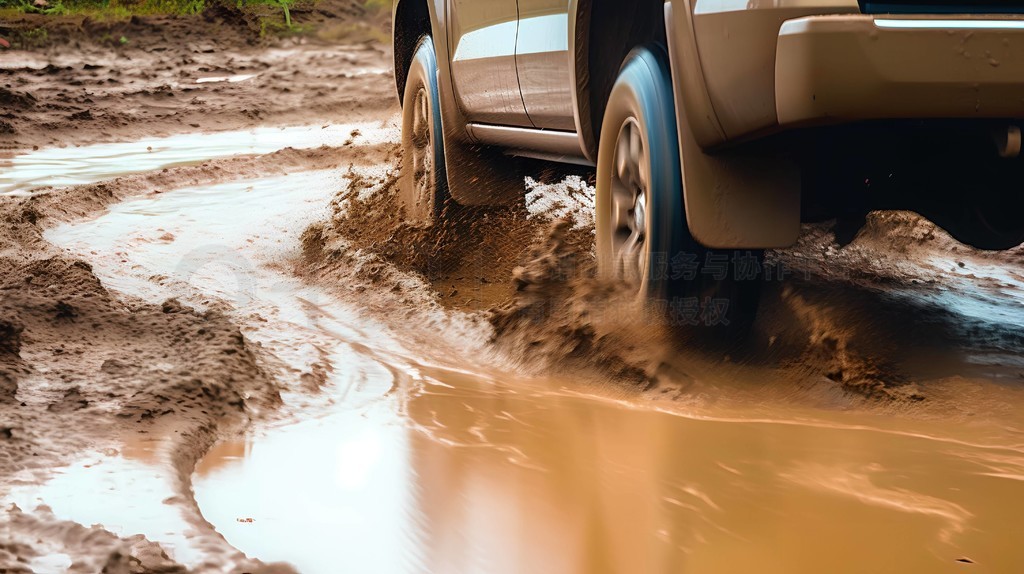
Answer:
(41, 142, 1024, 573)
(0, 0, 393, 152)
(306, 157, 1021, 408)
(3, 9, 1024, 573)
(0, 28, 400, 565)
(0, 202, 286, 571)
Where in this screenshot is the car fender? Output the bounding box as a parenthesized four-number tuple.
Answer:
(567, 0, 596, 162)
(394, 0, 465, 144)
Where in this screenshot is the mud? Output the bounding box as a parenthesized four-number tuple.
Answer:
(3, 503, 188, 573)
(0, 170, 296, 570)
(0, 0, 393, 152)
(1, 122, 398, 195)
(298, 163, 669, 396)
(47, 139, 1024, 573)
(4, 4, 1024, 571)
(191, 366, 1024, 574)
(303, 151, 1024, 419)
(301, 166, 534, 313)
(0, 5, 398, 569)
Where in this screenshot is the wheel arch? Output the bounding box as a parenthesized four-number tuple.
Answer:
(393, 0, 436, 105)
(570, 0, 668, 164)
(393, 0, 525, 207)
(575, 0, 802, 249)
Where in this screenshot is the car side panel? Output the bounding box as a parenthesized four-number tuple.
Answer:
(449, 0, 532, 127)
(516, 0, 577, 131)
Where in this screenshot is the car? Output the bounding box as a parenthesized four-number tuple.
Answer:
(391, 0, 1024, 327)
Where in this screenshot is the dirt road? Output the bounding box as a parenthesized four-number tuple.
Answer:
(2, 9, 1024, 574)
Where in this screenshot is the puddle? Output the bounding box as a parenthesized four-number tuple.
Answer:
(4, 437, 206, 567)
(0, 120, 399, 196)
(36, 151, 1024, 571)
(196, 73, 260, 84)
(193, 403, 415, 573)
(192, 366, 1024, 574)
(24, 138, 1024, 568)
(35, 165, 458, 566)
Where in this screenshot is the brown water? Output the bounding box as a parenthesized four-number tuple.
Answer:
(193, 362, 1024, 574)
(0, 121, 398, 196)
(33, 138, 1024, 573)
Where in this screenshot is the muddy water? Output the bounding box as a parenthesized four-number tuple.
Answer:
(5, 437, 205, 567)
(0, 121, 398, 196)
(37, 148, 1024, 572)
(191, 367, 1024, 574)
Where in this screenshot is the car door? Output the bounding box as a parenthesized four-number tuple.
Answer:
(515, 0, 576, 131)
(449, 0, 532, 128)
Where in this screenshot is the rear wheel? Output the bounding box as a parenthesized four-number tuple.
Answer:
(400, 35, 448, 224)
(596, 46, 761, 331)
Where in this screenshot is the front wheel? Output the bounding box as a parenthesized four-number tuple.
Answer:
(400, 35, 449, 225)
(595, 46, 761, 331)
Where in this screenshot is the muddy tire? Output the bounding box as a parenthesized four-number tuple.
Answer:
(596, 46, 761, 331)
(400, 36, 449, 225)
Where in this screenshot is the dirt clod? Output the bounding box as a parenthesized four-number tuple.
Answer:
(0, 319, 24, 356)
(0, 87, 37, 109)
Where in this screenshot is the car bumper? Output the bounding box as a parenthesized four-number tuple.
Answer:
(776, 15, 1024, 126)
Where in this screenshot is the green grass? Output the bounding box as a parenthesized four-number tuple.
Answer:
(0, 0, 206, 18)
(228, 0, 294, 29)
(0, 0, 391, 43)
(0, 0, 320, 20)
(0, 0, 310, 35)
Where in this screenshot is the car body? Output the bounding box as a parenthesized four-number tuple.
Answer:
(394, 0, 1024, 248)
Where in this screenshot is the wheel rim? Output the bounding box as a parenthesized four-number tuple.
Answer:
(410, 86, 433, 213)
(609, 117, 650, 289)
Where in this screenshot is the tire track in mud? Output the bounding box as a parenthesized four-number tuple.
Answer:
(0, 133, 405, 572)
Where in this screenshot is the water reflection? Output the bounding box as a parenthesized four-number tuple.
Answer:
(194, 363, 1024, 574)
(0, 121, 398, 196)
(195, 407, 417, 573)
(3, 436, 205, 566)
(36, 145, 1024, 572)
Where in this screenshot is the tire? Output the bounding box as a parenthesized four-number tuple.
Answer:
(400, 35, 449, 224)
(931, 162, 1024, 250)
(595, 46, 761, 331)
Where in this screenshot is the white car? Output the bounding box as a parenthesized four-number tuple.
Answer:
(392, 0, 1024, 326)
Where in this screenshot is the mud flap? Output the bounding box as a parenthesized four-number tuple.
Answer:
(664, 1, 801, 250)
(442, 139, 526, 207)
(679, 126, 802, 250)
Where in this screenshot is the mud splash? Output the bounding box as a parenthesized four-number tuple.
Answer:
(302, 153, 1024, 410)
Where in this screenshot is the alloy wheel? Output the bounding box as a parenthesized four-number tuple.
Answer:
(609, 117, 650, 290)
(410, 86, 433, 211)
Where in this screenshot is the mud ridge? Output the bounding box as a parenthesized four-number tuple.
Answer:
(0, 150, 336, 570)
